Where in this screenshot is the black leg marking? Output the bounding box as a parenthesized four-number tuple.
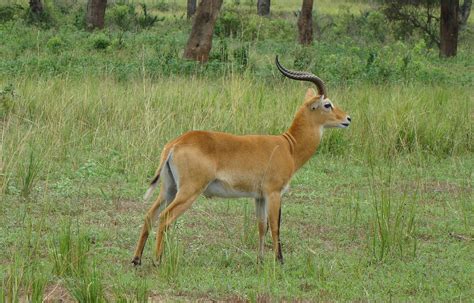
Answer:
(132, 256, 141, 266)
(277, 207, 283, 264)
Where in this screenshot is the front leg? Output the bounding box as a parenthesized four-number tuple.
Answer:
(267, 192, 283, 264)
(255, 198, 267, 262)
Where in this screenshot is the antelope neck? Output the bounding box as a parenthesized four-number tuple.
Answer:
(285, 109, 322, 171)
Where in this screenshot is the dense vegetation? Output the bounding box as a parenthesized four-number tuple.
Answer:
(1, 0, 473, 83)
(1, 0, 472, 301)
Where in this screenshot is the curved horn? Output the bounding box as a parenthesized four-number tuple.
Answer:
(275, 56, 327, 97)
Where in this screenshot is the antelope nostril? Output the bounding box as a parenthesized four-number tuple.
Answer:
(347, 116, 352, 122)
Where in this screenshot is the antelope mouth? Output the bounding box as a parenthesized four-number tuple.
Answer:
(340, 123, 350, 128)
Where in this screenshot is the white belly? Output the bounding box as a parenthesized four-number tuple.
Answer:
(203, 180, 259, 199)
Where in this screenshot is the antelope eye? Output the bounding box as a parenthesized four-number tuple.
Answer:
(324, 103, 332, 109)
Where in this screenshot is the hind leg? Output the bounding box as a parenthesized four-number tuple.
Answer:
(132, 188, 178, 265)
(132, 170, 177, 265)
(132, 192, 166, 266)
(154, 186, 203, 262)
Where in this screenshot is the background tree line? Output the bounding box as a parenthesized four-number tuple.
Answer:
(23, 0, 471, 60)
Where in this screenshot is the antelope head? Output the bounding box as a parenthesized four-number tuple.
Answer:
(275, 56, 351, 129)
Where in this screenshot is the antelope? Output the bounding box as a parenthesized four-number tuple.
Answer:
(132, 56, 351, 266)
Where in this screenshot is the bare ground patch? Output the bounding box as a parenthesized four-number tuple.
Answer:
(43, 283, 75, 303)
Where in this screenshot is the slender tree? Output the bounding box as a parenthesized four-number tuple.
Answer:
(86, 0, 107, 30)
(183, 0, 223, 62)
(440, 0, 459, 57)
(187, 0, 197, 19)
(29, 0, 43, 16)
(257, 0, 271, 16)
(298, 0, 314, 45)
(458, 0, 472, 29)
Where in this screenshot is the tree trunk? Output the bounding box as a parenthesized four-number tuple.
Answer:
(298, 0, 314, 45)
(29, 0, 43, 15)
(187, 0, 197, 19)
(86, 0, 107, 30)
(257, 0, 270, 16)
(440, 0, 459, 58)
(183, 0, 223, 63)
(459, 0, 472, 29)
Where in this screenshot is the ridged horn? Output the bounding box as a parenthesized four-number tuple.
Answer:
(275, 55, 327, 98)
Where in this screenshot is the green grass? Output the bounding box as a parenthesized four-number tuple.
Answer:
(0, 0, 472, 300)
(0, 75, 472, 301)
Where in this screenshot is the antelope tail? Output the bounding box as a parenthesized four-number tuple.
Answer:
(143, 146, 173, 202)
(143, 172, 160, 202)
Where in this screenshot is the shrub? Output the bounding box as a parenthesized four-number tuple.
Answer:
(107, 3, 135, 31)
(215, 9, 241, 38)
(155, 0, 171, 12)
(233, 44, 249, 68)
(90, 33, 110, 50)
(0, 83, 16, 120)
(0, 4, 24, 23)
(46, 36, 64, 53)
(137, 3, 163, 29)
(361, 11, 389, 43)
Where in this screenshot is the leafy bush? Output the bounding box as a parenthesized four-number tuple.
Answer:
(382, 0, 440, 47)
(0, 4, 472, 86)
(107, 3, 135, 31)
(215, 9, 241, 38)
(215, 8, 295, 41)
(46, 36, 64, 53)
(361, 11, 388, 43)
(0, 4, 24, 23)
(0, 83, 15, 120)
(233, 44, 249, 68)
(90, 33, 111, 50)
(137, 3, 162, 29)
(25, 2, 56, 27)
(154, 0, 171, 12)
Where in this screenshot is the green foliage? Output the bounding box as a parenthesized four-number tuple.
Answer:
(19, 149, 42, 198)
(107, 3, 135, 31)
(0, 83, 15, 119)
(0, 2, 472, 301)
(367, 166, 418, 261)
(51, 223, 90, 277)
(137, 3, 161, 29)
(50, 222, 106, 302)
(2, 257, 48, 303)
(233, 44, 249, 68)
(1, 8, 471, 84)
(106, 2, 163, 31)
(0, 4, 23, 23)
(215, 7, 295, 41)
(90, 32, 111, 50)
(215, 9, 241, 38)
(381, 0, 440, 46)
(66, 262, 106, 303)
(46, 35, 65, 53)
(154, 0, 172, 12)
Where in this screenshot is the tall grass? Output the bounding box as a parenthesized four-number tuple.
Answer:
(159, 228, 183, 281)
(367, 164, 418, 261)
(50, 222, 106, 302)
(0, 76, 471, 190)
(1, 249, 47, 303)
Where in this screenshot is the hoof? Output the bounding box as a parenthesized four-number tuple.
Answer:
(131, 256, 141, 266)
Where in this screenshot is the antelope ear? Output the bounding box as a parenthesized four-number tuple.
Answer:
(305, 88, 317, 100)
